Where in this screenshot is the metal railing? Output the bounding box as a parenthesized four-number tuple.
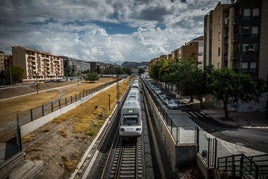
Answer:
(218, 154, 268, 179)
(16, 80, 118, 126)
(142, 79, 198, 145)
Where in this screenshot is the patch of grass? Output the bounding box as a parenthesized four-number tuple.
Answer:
(22, 134, 34, 142)
(64, 160, 79, 172)
(59, 130, 67, 137)
(62, 152, 80, 173)
(41, 125, 51, 132)
(53, 116, 68, 124)
(30, 155, 41, 160)
(30, 147, 44, 152)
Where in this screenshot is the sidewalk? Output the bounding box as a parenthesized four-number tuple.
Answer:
(182, 97, 268, 129)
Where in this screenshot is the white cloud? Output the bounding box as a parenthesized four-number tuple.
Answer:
(0, 0, 220, 64)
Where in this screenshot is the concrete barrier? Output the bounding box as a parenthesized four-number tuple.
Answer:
(21, 83, 115, 137)
(144, 84, 197, 174)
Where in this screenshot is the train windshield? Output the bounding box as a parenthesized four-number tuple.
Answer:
(122, 115, 139, 126)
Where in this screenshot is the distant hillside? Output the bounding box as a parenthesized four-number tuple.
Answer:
(121, 61, 148, 69)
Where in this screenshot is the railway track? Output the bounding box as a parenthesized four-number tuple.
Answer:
(110, 137, 143, 179)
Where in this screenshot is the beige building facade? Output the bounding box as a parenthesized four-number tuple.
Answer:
(204, 0, 267, 83)
(12, 46, 64, 81)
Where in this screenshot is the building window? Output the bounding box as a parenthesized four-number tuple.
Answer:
(251, 44, 258, 52)
(242, 44, 249, 52)
(242, 62, 248, 72)
(218, 47, 220, 56)
(218, 32, 221, 41)
(242, 26, 250, 34)
(252, 26, 258, 34)
(252, 9, 259, 16)
(243, 9, 251, 16)
(219, 16, 221, 25)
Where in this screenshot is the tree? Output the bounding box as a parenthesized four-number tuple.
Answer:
(149, 59, 164, 82)
(172, 58, 196, 101)
(190, 68, 210, 108)
(84, 72, 99, 82)
(122, 67, 132, 75)
(64, 65, 76, 77)
(138, 68, 145, 76)
(210, 68, 262, 119)
(4, 66, 24, 84)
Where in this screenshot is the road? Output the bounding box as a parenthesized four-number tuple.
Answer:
(184, 109, 268, 153)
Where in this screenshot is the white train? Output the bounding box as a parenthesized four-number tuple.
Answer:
(119, 79, 142, 138)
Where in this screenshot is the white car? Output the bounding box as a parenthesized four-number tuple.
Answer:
(167, 100, 179, 109)
(162, 97, 170, 105)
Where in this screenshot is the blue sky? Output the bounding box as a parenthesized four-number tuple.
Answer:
(0, 0, 223, 64)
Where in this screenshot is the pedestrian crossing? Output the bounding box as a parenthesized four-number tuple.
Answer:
(185, 111, 268, 128)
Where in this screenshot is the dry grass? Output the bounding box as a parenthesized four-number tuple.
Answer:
(59, 130, 67, 138)
(22, 78, 131, 178)
(29, 147, 44, 152)
(62, 152, 80, 172)
(22, 134, 34, 142)
(0, 78, 115, 124)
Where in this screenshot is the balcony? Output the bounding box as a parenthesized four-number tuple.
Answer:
(232, 16, 241, 25)
(224, 36, 228, 44)
(231, 51, 240, 60)
(232, 34, 240, 43)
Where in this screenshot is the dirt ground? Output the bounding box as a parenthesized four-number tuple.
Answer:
(21, 79, 130, 178)
(0, 78, 115, 124)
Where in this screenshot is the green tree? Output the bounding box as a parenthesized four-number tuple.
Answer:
(210, 68, 262, 119)
(84, 72, 99, 82)
(122, 67, 132, 75)
(172, 58, 196, 101)
(4, 66, 24, 84)
(138, 68, 145, 76)
(64, 65, 76, 77)
(190, 68, 210, 108)
(149, 59, 164, 81)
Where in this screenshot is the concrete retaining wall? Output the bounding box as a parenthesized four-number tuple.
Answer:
(144, 85, 196, 174)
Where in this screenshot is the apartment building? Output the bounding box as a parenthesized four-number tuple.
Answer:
(204, 0, 268, 82)
(12, 46, 64, 81)
(61, 56, 97, 76)
(170, 36, 204, 68)
(0, 51, 12, 73)
(0, 51, 5, 72)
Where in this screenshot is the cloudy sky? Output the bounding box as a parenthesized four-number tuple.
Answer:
(0, 0, 224, 64)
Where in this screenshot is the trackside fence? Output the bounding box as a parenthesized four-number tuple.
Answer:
(142, 79, 198, 145)
(16, 80, 118, 126)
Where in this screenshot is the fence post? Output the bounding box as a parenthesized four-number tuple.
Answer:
(59, 99, 61, 109)
(65, 98, 67, 106)
(255, 165, 259, 179)
(42, 105, 44, 116)
(208, 138, 211, 167)
(30, 109, 33, 121)
(231, 155, 236, 177)
(214, 139, 217, 169)
(176, 127, 179, 145)
(240, 155, 243, 177)
(51, 102, 54, 112)
(16, 113, 22, 151)
(196, 127, 199, 152)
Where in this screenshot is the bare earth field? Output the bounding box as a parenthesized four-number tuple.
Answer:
(0, 78, 115, 124)
(20, 79, 129, 178)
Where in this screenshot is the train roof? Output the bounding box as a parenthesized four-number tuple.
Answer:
(122, 99, 141, 109)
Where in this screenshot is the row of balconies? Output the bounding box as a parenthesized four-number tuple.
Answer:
(224, 34, 259, 44)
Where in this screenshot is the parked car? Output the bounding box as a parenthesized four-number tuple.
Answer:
(162, 97, 170, 105)
(167, 99, 179, 109)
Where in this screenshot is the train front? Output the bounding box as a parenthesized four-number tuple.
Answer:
(119, 101, 142, 138)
